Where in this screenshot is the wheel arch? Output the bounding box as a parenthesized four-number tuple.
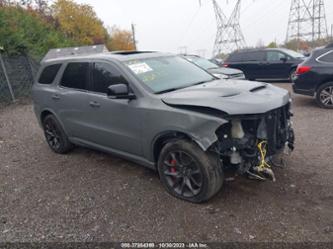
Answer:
(40, 109, 54, 123)
(152, 131, 203, 165)
(290, 66, 297, 73)
(315, 80, 333, 92)
(40, 109, 70, 137)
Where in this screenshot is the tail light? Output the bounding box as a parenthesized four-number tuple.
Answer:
(223, 64, 229, 67)
(296, 65, 312, 75)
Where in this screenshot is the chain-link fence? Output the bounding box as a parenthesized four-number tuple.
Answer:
(0, 53, 40, 104)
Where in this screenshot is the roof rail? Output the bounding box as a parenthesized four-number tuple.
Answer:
(42, 44, 108, 62)
(109, 51, 156, 55)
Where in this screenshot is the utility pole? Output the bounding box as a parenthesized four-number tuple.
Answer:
(131, 23, 137, 50)
(212, 0, 246, 57)
(286, 0, 328, 49)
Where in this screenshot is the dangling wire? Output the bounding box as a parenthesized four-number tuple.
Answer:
(256, 140, 272, 171)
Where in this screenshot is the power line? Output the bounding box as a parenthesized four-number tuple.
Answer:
(286, 0, 329, 44)
(212, 0, 246, 56)
(178, 7, 201, 46)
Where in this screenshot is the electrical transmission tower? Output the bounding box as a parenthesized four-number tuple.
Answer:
(212, 0, 246, 57)
(286, 0, 328, 43)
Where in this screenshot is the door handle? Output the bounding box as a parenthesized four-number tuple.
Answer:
(51, 94, 60, 101)
(89, 101, 101, 108)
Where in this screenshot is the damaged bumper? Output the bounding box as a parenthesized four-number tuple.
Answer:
(214, 103, 295, 179)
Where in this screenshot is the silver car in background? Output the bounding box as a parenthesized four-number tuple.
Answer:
(183, 54, 246, 80)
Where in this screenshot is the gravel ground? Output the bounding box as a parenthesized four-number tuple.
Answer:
(0, 83, 332, 242)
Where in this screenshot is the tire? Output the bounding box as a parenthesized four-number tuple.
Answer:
(42, 114, 73, 154)
(315, 82, 333, 109)
(289, 68, 296, 82)
(157, 140, 223, 203)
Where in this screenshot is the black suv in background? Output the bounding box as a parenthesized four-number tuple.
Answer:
(224, 48, 305, 81)
(293, 43, 333, 108)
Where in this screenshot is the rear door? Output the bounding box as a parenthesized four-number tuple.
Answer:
(240, 51, 266, 79)
(54, 61, 93, 140)
(262, 51, 293, 78)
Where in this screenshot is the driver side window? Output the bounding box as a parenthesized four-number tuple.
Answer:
(92, 62, 128, 94)
(267, 51, 287, 62)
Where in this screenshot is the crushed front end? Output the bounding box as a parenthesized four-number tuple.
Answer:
(213, 103, 295, 181)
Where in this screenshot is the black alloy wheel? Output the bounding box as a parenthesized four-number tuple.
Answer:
(42, 115, 73, 154)
(316, 82, 333, 109)
(161, 151, 203, 198)
(158, 140, 223, 203)
(44, 118, 62, 151)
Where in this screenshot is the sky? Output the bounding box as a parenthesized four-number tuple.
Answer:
(76, 0, 333, 58)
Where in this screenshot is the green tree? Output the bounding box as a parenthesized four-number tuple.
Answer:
(0, 5, 74, 59)
(52, 0, 108, 45)
(107, 26, 135, 51)
(267, 41, 278, 48)
(0, 0, 136, 59)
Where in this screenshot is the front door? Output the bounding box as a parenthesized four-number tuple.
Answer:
(84, 61, 143, 156)
(263, 51, 293, 78)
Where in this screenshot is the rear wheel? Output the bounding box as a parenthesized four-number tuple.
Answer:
(157, 140, 223, 203)
(316, 82, 333, 109)
(289, 68, 296, 82)
(42, 115, 73, 154)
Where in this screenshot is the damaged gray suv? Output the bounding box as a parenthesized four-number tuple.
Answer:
(32, 47, 295, 203)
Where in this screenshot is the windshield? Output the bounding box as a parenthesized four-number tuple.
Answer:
(282, 49, 305, 58)
(185, 56, 219, 70)
(124, 56, 215, 93)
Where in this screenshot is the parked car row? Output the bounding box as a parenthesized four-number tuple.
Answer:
(208, 44, 333, 109)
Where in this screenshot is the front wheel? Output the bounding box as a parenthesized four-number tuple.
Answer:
(316, 82, 333, 109)
(157, 140, 223, 203)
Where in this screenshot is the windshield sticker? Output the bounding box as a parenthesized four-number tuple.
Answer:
(128, 63, 153, 74)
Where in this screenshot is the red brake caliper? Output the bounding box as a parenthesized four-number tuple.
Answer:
(170, 159, 177, 174)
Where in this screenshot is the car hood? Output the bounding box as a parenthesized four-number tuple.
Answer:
(161, 80, 290, 115)
(208, 67, 243, 76)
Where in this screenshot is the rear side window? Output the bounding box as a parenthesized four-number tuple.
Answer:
(227, 53, 243, 62)
(227, 51, 265, 62)
(318, 51, 333, 63)
(38, 64, 61, 84)
(61, 63, 89, 90)
(242, 51, 265, 61)
(92, 62, 128, 94)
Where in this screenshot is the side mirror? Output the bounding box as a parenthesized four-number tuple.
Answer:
(107, 83, 136, 100)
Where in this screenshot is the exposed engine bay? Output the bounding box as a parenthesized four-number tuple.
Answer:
(213, 103, 295, 181)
